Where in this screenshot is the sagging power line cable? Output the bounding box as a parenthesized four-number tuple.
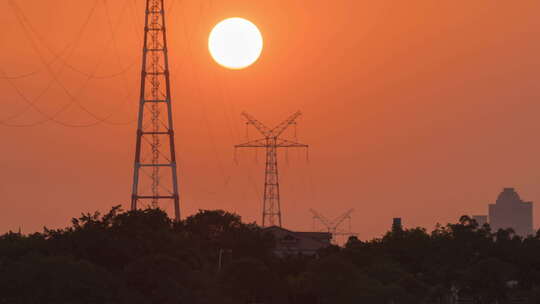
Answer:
(0, 5, 84, 81)
(0, 41, 83, 124)
(0, 70, 40, 80)
(1, 0, 102, 126)
(10, 0, 137, 80)
(103, 0, 135, 98)
(0, 0, 100, 123)
(4, 0, 136, 127)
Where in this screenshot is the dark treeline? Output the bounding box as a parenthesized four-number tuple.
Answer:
(2, 207, 540, 304)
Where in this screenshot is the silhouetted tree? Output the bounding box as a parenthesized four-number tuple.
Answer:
(2, 208, 540, 303)
(218, 257, 283, 304)
(0, 254, 115, 304)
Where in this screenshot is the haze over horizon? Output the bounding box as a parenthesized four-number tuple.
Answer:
(1, 0, 540, 239)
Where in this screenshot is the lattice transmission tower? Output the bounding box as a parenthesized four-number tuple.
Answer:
(235, 111, 308, 227)
(310, 209, 357, 244)
(131, 0, 180, 220)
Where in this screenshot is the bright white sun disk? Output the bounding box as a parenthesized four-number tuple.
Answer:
(208, 18, 263, 69)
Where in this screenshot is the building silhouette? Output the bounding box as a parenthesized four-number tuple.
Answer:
(392, 218, 402, 231)
(489, 188, 533, 237)
(263, 226, 331, 257)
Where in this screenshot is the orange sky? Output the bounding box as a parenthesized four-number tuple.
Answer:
(1, 0, 540, 239)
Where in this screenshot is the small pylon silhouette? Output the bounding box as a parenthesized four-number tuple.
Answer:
(235, 112, 308, 227)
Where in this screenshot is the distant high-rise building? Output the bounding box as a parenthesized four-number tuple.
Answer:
(472, 215, 488, 226)
(489, 188, 533, 237)
(392, 218, 402, 231)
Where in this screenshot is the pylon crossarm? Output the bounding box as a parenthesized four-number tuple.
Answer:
(276, 138, 308, 148)
(331, 209, 354, 229)
(310, 209, 332, 229)
(270, 111, 302, 137)
(235, 138, 268, 148)
(241, 112, 272, 138)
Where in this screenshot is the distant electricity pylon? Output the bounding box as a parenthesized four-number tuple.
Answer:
(310, 209, 357, 243)
(235, 112, 308, 227)
(131, 0, 180, 220)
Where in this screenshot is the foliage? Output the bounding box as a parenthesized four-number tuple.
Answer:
(1, 208, 540, 303)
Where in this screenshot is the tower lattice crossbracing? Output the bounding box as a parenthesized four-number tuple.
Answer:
(310, 209, 357, 244)
(131, 0, 180, 220)
(235, 112, 308, 227)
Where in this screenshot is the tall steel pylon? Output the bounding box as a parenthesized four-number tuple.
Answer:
(235, 112, 308, 227)
(131, 0, 180, 220)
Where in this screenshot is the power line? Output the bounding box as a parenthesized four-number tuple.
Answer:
(0, 1, 91, 81)
(10, 0, 137, 80)
(0, 0, 100, 125)
(3, 0, 136, 127)
(0, 70, 40, 80)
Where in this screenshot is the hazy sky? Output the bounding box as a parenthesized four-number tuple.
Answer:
(1, 0, 540, 239)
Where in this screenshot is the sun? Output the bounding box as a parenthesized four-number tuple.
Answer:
(208, 18, 263, 69)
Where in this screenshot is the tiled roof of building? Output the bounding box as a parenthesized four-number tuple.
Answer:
(263, 226, 332, 256)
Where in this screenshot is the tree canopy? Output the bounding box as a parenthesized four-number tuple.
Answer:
(1, 209, 540, 303)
